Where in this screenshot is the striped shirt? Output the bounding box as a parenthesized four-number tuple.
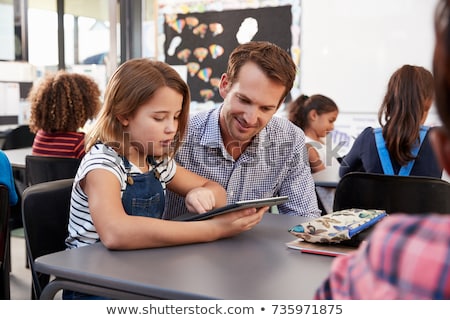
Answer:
(164, 106, 321, 219)
(32, 130, 86, 158)
(65, 143, 176, 249)
(315, 214, 450, 299)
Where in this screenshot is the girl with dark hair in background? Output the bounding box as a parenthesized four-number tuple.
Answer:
(287, 94, 339, 172)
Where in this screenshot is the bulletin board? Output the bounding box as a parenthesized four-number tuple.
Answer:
(163, 5, 292, 103)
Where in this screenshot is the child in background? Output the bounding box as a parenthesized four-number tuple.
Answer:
(339, 65, 441, 178)
(28, 70, 102, 158)
(287, 94, 340, 172)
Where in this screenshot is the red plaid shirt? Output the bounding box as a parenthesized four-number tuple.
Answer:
(315, 214, 450, 299)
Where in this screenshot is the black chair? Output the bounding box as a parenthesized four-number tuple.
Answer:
(2, 125, 35, 232)
(25, 155, 81, 187)
(22, 178, 73, 299)
(1, 125, 35, 150)
(21, 155, 80, 271)
(333, 172, 450, 214)
(0, 185, 11, 299)
(315, 188, 329, 215)
(332, 172, 450, 246)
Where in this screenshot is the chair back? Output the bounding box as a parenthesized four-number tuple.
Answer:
(333, 172, 450, 213)
(25, 155, 81, 186)
(0, 185, 10, 299)
(1, 125, 35, 150)
(22, 178, 73, 299)
(332, 172, 450, 247)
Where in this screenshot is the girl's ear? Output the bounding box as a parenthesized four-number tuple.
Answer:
(309, 109, 318, 121)
(430, 127, 450, 174)
(117, 115, 129, 127)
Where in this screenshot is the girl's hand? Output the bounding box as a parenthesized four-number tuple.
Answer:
(184, 187, 216, 213)
(208, 206, 268, 239)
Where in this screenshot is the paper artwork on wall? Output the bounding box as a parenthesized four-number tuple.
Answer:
(164, 5, 292, 102)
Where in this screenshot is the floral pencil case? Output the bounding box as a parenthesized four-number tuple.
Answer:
(289, 208, 387, 243)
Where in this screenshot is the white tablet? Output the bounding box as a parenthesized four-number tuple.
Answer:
(172, 196, 289, 221)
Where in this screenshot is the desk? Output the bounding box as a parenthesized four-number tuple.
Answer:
(35, 213, 334, 300)
(3, 147, 32, 169)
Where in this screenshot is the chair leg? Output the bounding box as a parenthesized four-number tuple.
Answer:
(6, 230, 11, 274)
(26, 248, 29, 269)
(7, 231, 11, 274)
(315, 186, 336, 215)
(0, 232, 11, 300)
(31, 283, 37, 300)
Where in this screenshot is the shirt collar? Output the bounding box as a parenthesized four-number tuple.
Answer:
(199, 105, 270, 159)
(200, 106, 223, 148)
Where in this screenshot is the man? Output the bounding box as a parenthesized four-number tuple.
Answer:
(164, 41, 321, 218)
(315, 0, 450, 299)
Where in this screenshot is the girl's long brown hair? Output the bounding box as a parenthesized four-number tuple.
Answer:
(378, 64, 434, 165)
(85, 58, 190, 157)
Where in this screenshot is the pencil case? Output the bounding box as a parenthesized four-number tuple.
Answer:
(289, 208, 387, 244)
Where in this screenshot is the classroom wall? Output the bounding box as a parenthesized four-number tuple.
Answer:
(299, 0, 440, 138)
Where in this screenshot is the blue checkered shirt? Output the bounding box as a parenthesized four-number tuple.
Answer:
(163, 106, 320, 219)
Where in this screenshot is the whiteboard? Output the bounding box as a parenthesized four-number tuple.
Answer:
(299, 0, 439, 114)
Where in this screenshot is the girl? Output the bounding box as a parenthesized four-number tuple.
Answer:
(65, 58, 266, 252)
(339, 65, 442, 178)
(287, 94, 339, 173)
(28, 71, 102, 158)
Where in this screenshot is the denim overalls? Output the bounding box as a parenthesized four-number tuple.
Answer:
(63, 155, 166, 300)
(121, 156, 165, 219)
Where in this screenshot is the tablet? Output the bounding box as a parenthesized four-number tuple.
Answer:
(172, 196, 289, 221)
